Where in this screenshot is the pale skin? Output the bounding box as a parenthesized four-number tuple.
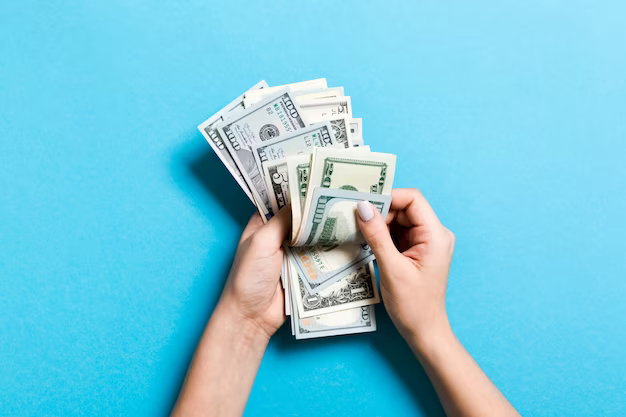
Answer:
(171, 189, 521, 417)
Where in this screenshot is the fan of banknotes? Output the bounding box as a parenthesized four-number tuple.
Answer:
(199, 79, 397, 339)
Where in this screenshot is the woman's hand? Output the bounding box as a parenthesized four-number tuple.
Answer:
(175, 189, 520, 417)
(172, 208, 290, 417)
(357, 189, 520, 417)
(219, 207, 290, 339)
(356, 188, 455, 347)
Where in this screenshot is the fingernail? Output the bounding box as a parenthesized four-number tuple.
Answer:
(357, 201, 374, 222)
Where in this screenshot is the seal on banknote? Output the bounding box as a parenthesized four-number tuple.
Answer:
(330, 119, 347, 144)
(259, 124, 280, 140)
(303, 293, 322, 309)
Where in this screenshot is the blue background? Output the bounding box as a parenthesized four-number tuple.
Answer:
(1, 0, 625, 415)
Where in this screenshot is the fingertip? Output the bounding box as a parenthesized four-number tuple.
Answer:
(356, 200, 375, 222)
(259, 206, 291, 243)
(389, 187, 440, 229)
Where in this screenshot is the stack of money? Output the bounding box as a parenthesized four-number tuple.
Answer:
(199, 79, 396, 339)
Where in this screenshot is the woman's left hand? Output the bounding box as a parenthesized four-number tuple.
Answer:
(219, 208, 290, 339)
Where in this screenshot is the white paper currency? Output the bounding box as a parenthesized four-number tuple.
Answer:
(295, 87, 344, 102)
(243, 78, 327, 107)
(263, 152, 381, 318)
(286, 147, 395, 293)
(291, 286, 376, 340)
(197, 80, 268, 202)
(299, 97, 352, 124)
(294, 148, 397, 245)
(262, 147, 370, 217)
(245, 86, 344, 108)
(287, 188, 392, 294)
(218, 88, 307, 219)
(251, 121, 349, 185)
(290, 260, 379, 318)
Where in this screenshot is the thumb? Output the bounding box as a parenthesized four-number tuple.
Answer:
(256, 205, 291, 247)
(356, 201, 400, 262)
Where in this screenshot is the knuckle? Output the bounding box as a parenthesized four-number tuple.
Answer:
(447, 230, 456, 254)
(405, 187, 424, 199)
(411, 187, 424, 197)
(248, 231, 264, 248)
(447, 229, 456, 246)
(247, 213, 262, 228)
(432, 227, 453, 249)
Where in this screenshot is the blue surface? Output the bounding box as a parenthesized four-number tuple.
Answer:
(1, 1, 625, 415)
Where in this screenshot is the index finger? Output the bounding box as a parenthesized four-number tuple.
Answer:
(386, 188, 441, 229)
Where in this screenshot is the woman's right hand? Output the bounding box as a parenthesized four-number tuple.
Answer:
(356, 188, 455, 350)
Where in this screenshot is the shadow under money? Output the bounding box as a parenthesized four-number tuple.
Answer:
(173, 128, 253, 229)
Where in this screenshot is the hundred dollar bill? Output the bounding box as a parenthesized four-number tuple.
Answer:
(243, 78, 327, 107)
(252, 122, 349, 190)
(197, 80, 268, 202)
(217, 89, 306, 219)
(298, 186, 392, 247)
(299, 97, 352, 124)
(291, 260, 379, 318)
(295, 87, 344, 102)
(245, 86, 344, 108)
(293, 148, 396, 244)
(290, 283, 376, 339)
(287, 188, 392, 294)
(252, 122, 347, 217)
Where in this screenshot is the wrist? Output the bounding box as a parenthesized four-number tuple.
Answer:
(213, 295, 271, 350)
(404, 314, 455, 360)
